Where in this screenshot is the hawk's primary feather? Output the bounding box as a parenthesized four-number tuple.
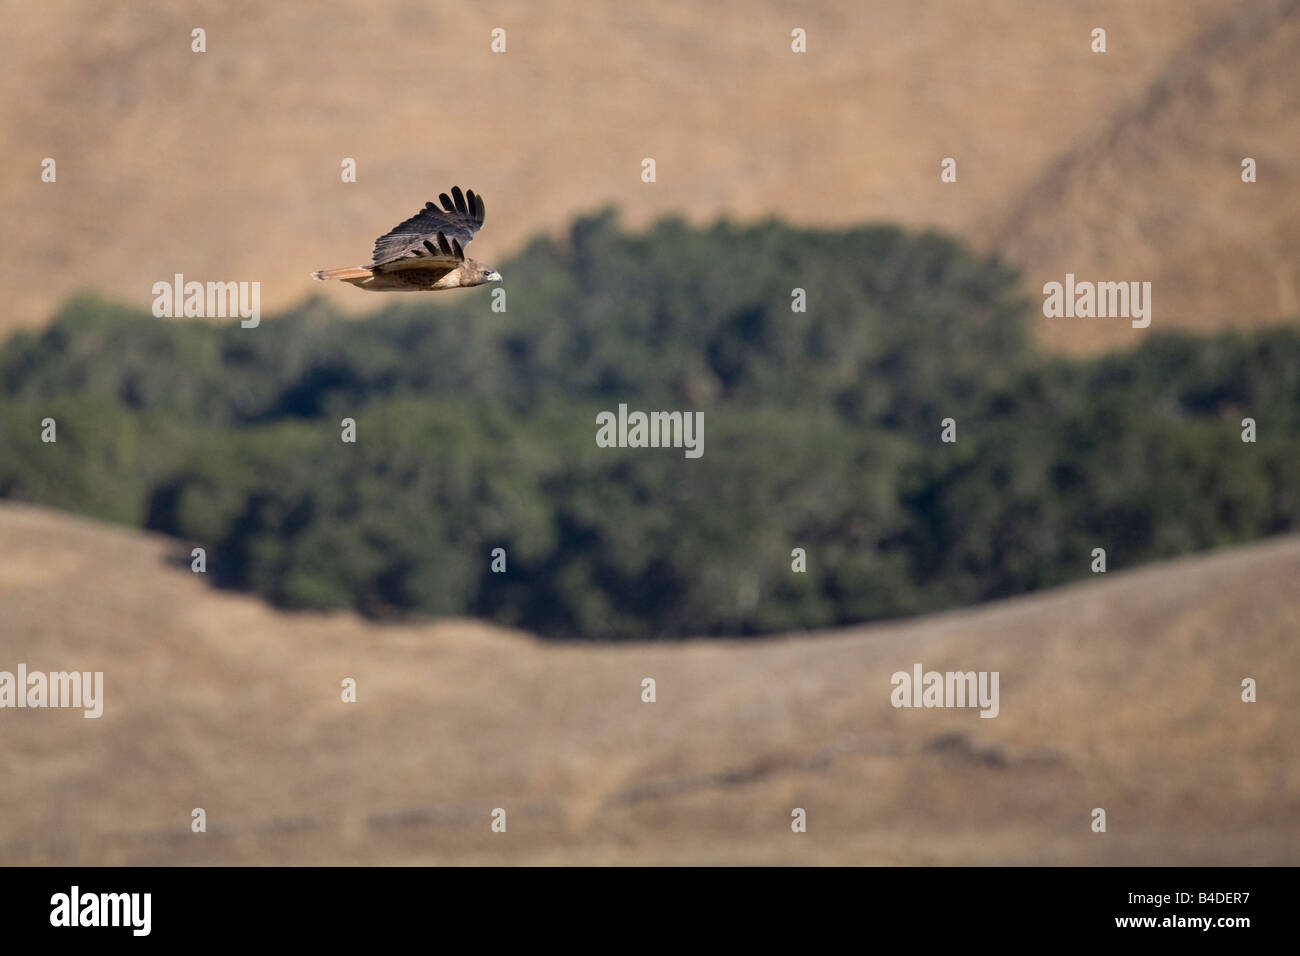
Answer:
(371, 186, 486, 268)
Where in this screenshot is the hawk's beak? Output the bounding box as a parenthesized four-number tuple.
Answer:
(486, 271, 503, 282)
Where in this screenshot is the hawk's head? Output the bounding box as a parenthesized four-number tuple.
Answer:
(463, 259, 503, 286)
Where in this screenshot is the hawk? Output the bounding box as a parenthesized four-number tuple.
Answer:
(313, 186, 501, 291)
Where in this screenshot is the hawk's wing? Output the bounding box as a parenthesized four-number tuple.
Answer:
(371, 186, 486, 269)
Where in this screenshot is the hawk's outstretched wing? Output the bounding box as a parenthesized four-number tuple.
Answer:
(371, 186, 486, 270)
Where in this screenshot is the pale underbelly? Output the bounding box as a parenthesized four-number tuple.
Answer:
(354, 269, 460, 292)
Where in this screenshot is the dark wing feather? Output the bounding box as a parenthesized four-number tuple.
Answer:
(371, 186, 487, 267)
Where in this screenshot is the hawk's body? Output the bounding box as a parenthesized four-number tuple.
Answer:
(313, 186, 501, 292)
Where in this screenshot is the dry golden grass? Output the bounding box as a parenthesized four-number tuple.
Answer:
(0, 502, 1295, 865)
(985, 0, 1300, 354)
(3, 0, 1276, 354)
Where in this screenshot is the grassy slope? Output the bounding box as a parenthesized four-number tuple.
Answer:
(986, 0, 1300, 354)
(1, 502, 1295, 864)
(0, 0, 1245, 349)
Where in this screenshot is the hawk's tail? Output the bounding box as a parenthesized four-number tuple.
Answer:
(312, 266, 374, 281)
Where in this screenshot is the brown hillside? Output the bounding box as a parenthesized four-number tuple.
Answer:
(986, 0, 1300, 354)
(0, 502, 1295, 865)
(0, 0, 1237, 342)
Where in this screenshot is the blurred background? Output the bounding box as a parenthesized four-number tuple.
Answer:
(0, 0, 1297, 864)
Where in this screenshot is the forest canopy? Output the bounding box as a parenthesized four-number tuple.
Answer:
(2, 211, 1297, 638)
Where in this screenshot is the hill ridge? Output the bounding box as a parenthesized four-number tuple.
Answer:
(2, 502, 1296, 864)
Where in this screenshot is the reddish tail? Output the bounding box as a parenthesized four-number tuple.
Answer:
(312, 266, 374, 281)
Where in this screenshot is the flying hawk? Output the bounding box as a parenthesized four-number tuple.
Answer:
(313, 186, 501, 291)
